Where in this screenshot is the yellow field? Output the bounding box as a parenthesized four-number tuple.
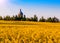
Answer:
(0, 21, 60, 43)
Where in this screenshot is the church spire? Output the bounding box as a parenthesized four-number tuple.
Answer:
(20, 9, 21, 13)
(18, 9, 23, 18)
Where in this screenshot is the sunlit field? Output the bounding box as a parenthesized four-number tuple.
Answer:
(0, 21, 60, 43)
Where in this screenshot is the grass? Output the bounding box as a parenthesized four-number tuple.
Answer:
(0, 21, 60, 43)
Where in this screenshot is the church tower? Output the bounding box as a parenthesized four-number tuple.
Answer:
(18, 9, 23, 18)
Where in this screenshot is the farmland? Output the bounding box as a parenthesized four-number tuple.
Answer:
(0, 21, 60, 43)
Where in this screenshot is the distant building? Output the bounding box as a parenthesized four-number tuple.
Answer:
(18, 9, 23, 18)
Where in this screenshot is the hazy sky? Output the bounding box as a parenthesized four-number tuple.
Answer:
(0, 0, 60, 19)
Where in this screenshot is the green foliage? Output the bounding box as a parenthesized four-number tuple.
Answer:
(46, 17, 53, 22)
(52, 17, 59, 22)
(39, 16, 46, 22)
(33, 15, 38, 22)
(30, 17, 34, 21)
(4, 15, 11, 20)
(0, 16, 2, 20)
(0, 15, 60, 23)
(10, 16, 15, 20)
(25, 15, 38, 22)
(21, 15, 26, 21)
(46, 17, 60, 22)
(26, 18, 31, 21)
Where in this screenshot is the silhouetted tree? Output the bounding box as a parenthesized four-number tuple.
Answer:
(46, 17, 53, 22)
(52, 17, 59, 22)
(15, 15, 18, 20)
(33, 15, 38, 22)
(10, 16, 15, 20)
(21, 15, 26, 21)
(26, 18, 31, 21)
(24, 15, 26, 19)
(30, 17, 34, 21)
(4, 15, 10, 20)
(39, 16, 46, 22)
(0, 16, 2, 20)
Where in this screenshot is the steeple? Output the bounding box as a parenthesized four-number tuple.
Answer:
(20, 9, 21, 14)
(18, 9, 23, 18)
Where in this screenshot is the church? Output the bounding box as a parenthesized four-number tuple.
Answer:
(18, 9, 23, 18)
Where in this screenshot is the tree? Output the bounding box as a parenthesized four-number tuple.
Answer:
(33, 15, 38, 22)
(26, 18, 31, 21)
(21, 15, 26, 21)
(10, 16, 15, 20)
(52, 17, 59, 22)
(39, 16, 46, 22)
(15, 15, 18, 20)
(4, 15, 10, 20)
(0, 16, 2, 20)
(30, 17, 34, 21)
(46, 17, 53, 22)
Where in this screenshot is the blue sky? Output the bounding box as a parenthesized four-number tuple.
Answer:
(0, 0, 60, 19)
(10, 0, 60, 7)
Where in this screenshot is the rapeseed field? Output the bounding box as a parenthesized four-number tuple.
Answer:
(0, 21, 60, 43)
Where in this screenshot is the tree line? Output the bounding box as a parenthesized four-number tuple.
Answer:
(0, 15, 59, 22)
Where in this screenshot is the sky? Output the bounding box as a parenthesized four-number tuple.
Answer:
(0, 0, 60, 19)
